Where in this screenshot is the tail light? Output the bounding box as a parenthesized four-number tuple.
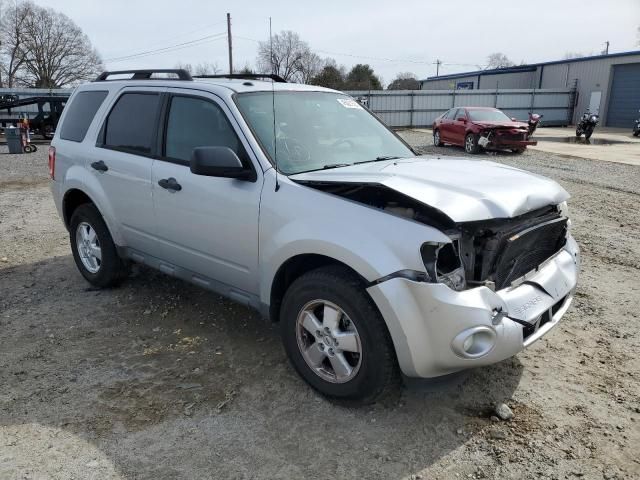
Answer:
(48, 146, 56, 180)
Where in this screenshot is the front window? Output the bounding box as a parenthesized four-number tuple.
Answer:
(467, 109, 511, 122)
(235, 91, 413, 174)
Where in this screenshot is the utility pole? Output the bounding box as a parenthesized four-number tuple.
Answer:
(435, 59, 442, 77)
(603, 41, 609, 55)
(227, 13, 233, 74)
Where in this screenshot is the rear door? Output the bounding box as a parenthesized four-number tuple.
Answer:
(151, 89, 263, 299)
(438, 108, 454, 142)
(89, 87, 164, 256)
(449, 108, 468, 145)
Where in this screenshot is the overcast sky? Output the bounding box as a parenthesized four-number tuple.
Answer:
(35, 0, 640, 84)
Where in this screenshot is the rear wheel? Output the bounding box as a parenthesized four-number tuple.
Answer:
(70, 204, 128, 288)
(511, 148, 525, 154)
(464, 133, 480, 154)
(433, 129, 443, 146)
(280, 266, 398, 404)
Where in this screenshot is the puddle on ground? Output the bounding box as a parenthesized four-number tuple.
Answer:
(535, 136, 634, 146)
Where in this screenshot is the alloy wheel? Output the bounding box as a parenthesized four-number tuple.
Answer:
(296, 299, 362, 384)
(465, 135, 474, 153)
(75, 222, 102, 273)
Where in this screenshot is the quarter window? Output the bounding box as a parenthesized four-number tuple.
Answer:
(103, 93, 161, 154)
(164, 96, 246, 164)
(60, 90, 108, 142)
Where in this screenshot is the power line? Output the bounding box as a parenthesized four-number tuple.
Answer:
(103, 20, 227, 59)
(233, 35, 485, 68)
(104, 32, 227, 63)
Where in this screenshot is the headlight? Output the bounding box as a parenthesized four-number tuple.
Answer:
(420, 241, 467, 291)
(558, 201, 571, 229)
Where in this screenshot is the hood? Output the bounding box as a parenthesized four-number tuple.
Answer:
(290, 157, 569, 223)
(472, 120, 528, 129)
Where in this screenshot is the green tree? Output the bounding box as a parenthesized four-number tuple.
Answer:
(310, 62, 345, 90)
(343, 64, 382, 90)
(387, 72, 420, 90)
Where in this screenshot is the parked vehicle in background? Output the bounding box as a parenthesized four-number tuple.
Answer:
(49, 70, 579, 404)
(575, 110, 599, 139)
(527, 112, 543, 137)
(633, 110, 640, 137)
(433, 107, 536, 154)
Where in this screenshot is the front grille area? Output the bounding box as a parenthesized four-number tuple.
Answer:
(522, 295, 568, 341)
(493, 217, 567, 289)
(497, 132, 527, 142)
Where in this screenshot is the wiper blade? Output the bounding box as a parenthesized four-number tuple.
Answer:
(322, 163, 352, 170)
(354, 156, 401, 165)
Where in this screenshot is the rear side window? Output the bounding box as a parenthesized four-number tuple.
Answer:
(103, 93, 161, 154)
(164, 95, 247, 164)
(59, 90, 108, 142)
(443, 109, 456, 120)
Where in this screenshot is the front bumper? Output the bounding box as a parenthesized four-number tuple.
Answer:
(367, 234, 580, 378)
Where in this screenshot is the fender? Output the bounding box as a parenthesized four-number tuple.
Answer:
(61, 164, 125, 246)
(258, 171, 451, 306)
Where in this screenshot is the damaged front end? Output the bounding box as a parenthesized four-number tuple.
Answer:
(296, 180, 568, 293)
(476, 124, 537, 150)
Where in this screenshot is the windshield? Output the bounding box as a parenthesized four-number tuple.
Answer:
(235, 91, 413, 174)
(467, 109, 512, 122)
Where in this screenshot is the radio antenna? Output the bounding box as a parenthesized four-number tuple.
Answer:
(270, 16, 280, 192)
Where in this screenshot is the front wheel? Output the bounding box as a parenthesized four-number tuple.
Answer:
(464, 133, 480, 154)
(575, 126, 582, 138)
(584, 125, 594, 140)
(512, 148, 525, 154)
(280, 266, 398, 404)
(70, 204, 129, 288)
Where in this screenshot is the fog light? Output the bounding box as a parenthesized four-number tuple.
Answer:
(452, 326, 497, 359)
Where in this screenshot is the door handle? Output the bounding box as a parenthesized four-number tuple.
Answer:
(158, 177, 182, 192)
(91, 160, 108, 172)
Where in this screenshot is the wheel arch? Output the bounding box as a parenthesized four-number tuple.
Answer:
(268, 254, 369, 324)
(62, 188, 97, 229)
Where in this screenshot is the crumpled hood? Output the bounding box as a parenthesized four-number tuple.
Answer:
(472, 120, 528, 129)
(290, 156, 569, 223)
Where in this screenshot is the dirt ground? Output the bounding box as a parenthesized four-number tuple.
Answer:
(1, 135, 638, 480)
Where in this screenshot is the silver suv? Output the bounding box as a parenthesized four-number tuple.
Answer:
(50, 69, 580, 403)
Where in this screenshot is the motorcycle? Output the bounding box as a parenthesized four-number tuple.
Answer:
(633, 110, 640, 137)
(527, 112, 543, 137)
(576, 110, 599, 140)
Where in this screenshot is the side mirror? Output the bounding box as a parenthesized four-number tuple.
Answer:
(190, 146, 255, 181)
(511, 117, 517, 122)
(456, 117, 466, 123)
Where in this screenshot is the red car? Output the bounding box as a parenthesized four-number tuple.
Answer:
(432, 107, 536, 154)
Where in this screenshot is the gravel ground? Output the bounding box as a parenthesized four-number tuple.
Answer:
(1, 136, 639, 480)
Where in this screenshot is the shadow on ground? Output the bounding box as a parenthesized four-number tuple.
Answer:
(1, 255, 524, 479)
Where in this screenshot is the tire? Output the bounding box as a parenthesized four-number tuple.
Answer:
(464, 133, 480, 154)
(634, 131, 640, 137)
(280, 265, 398, 404)
(575, 126, 582, 138)
(584, 125, 594, 140)
(69, 203, 128, 288)
(433, 129, 443, 146)
(511, 148, 525, 154)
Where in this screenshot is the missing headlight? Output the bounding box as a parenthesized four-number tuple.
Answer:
(421, 241, 467, 291)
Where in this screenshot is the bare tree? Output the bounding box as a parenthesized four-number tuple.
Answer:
(257, 30, 310, 81)
(0, 0, 33, 87)
(174, 62, 193, 74)
(14, 3, 103, 87)
(485, 52, 515, 69)
(195, 62, 220, 75)
(298, 51, 323, 84)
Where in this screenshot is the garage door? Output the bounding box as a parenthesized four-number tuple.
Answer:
(606, 63, 640, 127)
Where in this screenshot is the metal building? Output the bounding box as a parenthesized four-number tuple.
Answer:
(420, 50, 640, 127)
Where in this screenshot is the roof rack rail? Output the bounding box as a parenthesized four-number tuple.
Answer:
(193, 73, 287, 83)
(94, 69, 193, 82)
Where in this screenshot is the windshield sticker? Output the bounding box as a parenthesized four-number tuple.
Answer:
(337, 98, 363, 109)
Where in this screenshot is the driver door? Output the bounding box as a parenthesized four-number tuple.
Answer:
(151, 90, 263, 299)
(449, 108, 468, 145)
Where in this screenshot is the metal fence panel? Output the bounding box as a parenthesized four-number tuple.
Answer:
(345, 88, 574, 127)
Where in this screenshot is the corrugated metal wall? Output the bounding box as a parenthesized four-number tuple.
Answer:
(345, 88, 574, 127)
